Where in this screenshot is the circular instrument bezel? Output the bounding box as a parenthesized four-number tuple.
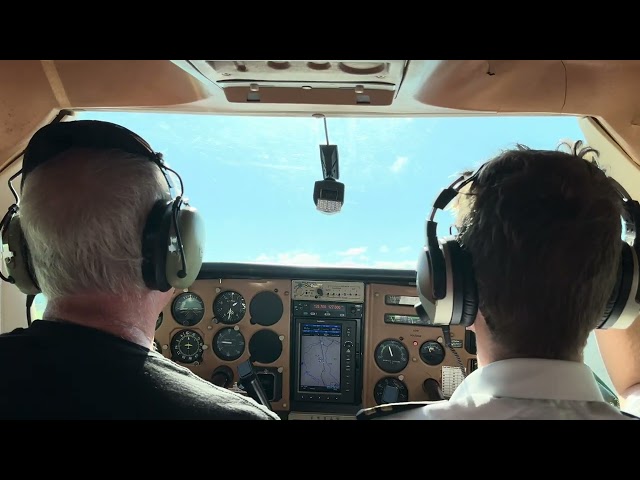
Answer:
(171, 292, 205, 326)
(213, 327, 246, 361)
(170, 329, 204, 364)
(374, 339, 409, 373)
(419, 340, 446, 366)
(213, 290, 247, 325)
(374, 377, 409, 405)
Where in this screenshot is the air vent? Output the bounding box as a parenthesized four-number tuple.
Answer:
(187, 60, 408, 106)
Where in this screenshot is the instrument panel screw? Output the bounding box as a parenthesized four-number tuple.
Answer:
(216, 287, 221, 293)
(207, 325, 213, 330)
(398, 375, 405, 381)
(278, 367, 284, 373)
(202, 345, 208, 350)
(162, 345, 168, 350)
(279, 335, 285, 341)
(284, 291, 289, 296)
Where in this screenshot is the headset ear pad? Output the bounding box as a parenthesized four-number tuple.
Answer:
(166, 204, 205, 289)
(141, 199, 206, 292)
(447, 240, 478, 326)
(2, 213, 40, 295)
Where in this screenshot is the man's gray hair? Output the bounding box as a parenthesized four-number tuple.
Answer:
(20, 148, 170, 300)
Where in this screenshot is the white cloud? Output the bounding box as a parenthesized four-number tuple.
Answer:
(254, 252, 322, 266)
(379, 245, 390, 253)
(372, 260, 417, 270)
(338, 247, 367, 256)
(248, 162, 311, 171)
(252, 251, 417, 270)
(390, 156, 408, 173)
(397, 246, 412, 253)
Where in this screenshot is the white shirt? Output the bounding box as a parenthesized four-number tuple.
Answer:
(377, 358, 639, 420)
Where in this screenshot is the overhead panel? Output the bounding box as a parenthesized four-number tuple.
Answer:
(187, 60, 408, 106)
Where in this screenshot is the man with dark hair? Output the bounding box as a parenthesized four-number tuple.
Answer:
(376, 141, 640, 420)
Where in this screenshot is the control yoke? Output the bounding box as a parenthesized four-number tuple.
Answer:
(237, 359, 272, 411)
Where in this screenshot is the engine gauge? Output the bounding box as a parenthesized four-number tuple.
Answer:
(170, 329, 204, 364)
(213, 291, 246, 325)
(172, 292, 205, 326)
(213, 327, 246, 361)
(374, 339, 409, 373)
(374, 377, 409, 405)
(420, 340, 446, 366)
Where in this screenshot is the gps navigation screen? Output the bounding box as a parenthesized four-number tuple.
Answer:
(299, 323, 341, 392)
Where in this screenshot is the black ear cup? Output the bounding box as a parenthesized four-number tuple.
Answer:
(2, 213, 40, 295)
(416, 247, 436, 324)
(445, 240, 478, 327)
(141, 199, 205, 292)
(416, 239, 478, 327)
(600, 251, 623, 327)
(599, 242, 637, 329)
(142, 200, 175, 292)
(447, 240, 478, 326)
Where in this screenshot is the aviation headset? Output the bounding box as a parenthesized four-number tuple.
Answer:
(415, 162, 640, 330)
(0, 119, 205, 295)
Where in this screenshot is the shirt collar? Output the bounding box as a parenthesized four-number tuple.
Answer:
(449, 358, 605, 402)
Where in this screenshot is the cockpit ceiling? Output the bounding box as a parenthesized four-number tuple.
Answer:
(2, 60, 640, 172)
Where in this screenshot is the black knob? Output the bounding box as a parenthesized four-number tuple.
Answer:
(317, 288, 323, 296)
(344, 341, 353, 348)
(211, 366, 234, 388)
(423, 378, 444, 401)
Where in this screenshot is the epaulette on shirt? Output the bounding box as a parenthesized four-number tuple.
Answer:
(356, 400, 446, 420)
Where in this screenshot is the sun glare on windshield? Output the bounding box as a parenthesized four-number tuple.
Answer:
(75, 111, 586, 269)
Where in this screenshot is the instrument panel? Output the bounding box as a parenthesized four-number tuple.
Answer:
(154, 279, 292, 411)
(153, 264, 477, 419)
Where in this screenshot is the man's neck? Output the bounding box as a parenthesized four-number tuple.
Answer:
(42, 293, 159, 349)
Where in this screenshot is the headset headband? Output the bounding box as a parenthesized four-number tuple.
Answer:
(425, 162, 488, 299)
(425, 161, 638, 300)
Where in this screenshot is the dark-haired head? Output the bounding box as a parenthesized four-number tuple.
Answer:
(458, 140, 623, 361)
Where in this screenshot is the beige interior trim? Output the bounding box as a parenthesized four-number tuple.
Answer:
(579, 117, 640, 199)
(3, 60, 640, 177)
(40, 60, 70, 109)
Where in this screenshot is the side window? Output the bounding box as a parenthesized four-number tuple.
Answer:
(585, 331, 619, 407)
(30, 293, 48, 320)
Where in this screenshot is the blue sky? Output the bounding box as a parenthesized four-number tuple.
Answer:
(75, 111, 587, 269)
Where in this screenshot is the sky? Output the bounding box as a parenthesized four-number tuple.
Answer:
(74, 111, 587, 270)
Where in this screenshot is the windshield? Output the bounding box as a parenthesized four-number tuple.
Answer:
(74, 111, 587, 269)
(31, 110, 617, 395)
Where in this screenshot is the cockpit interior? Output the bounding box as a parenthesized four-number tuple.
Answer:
(1, 60, 638, 419)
